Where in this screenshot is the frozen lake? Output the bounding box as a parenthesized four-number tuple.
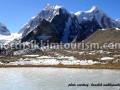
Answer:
(0, 68, 120, 90)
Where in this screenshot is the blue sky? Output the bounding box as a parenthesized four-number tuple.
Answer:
(0, 0, 119, 33)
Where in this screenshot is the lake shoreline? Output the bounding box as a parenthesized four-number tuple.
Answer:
(0, 64, 120, 69)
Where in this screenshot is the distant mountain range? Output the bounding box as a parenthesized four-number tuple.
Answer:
(17, 4, 120, 43)
(0, 4, 120, 45)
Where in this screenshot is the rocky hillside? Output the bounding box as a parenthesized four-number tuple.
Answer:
(84, 28, 120, 46)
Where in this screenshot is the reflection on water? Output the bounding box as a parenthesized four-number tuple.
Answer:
(0, 68, 120, 90)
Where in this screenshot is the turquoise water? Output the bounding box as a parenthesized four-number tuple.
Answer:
(0, 68, 120, 90)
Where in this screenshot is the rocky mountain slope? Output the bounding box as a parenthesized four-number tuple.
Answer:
(84, 28, 120, 46)
(21, 19, 59, 43)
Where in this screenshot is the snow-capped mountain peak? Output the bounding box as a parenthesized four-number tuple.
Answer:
(43, 4, 53, 10)
(89, 6, 101, 12)
(0, 22, 11, 35)
(18, 4, 68, 36)
(116, 18, 120, 21)
(74, 6, 117, 28)
(41, 4, 67, 21)
(75, 6, 103, 15)
(43, 4, 64, 10)
(55, 5, 63, 9)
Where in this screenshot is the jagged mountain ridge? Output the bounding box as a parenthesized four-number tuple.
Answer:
(18, 4, 120, 43)
(75, 6, 117, 28)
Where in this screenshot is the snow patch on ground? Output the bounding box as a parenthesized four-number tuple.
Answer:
(113, 55, 120, 57)
(0, 62, 3, 64)
(79, 52, 85, 55)
(37, 56, 55, 59)
(100, 57, 114, 60)
(23, 55, 39, 57)
(101, 28, 106, 31)
(14, 49, 37, 55)
(97, 50, 104, 54)
(64, 50, 85, 55)
(116, 28, 120, 30)
(4, 55, 98, 65)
